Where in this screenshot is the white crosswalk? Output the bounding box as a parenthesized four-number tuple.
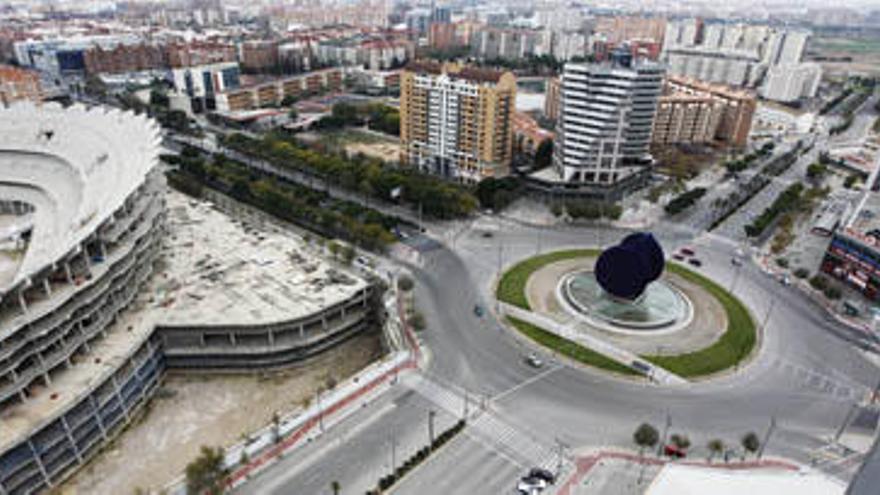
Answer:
(403, 374, 563, 472)
(769, 357, 871, 404)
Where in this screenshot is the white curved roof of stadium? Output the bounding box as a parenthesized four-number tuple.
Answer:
(0, 102, 161, 293)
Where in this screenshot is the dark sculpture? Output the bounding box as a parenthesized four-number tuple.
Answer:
(594, 233, 664, 300)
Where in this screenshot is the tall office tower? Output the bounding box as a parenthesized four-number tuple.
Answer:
(400, 61, 516, 183)
(551, 58, 664, 193)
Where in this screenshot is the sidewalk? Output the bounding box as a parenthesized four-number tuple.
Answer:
(556, 449, 802, 495)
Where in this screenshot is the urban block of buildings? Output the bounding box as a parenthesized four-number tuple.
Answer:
(0, 103, 376, 494)
(399, 61, 516, 183)
(662, 20, 820, 103)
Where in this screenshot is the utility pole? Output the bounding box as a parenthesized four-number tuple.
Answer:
(428, 410, 436, 449)
(316, 390, 324, 432)
(555, 437, 569, 476)
(390, 432, 397, 470)
(657, 412, 671, 457)
(757, 415, 776, 459)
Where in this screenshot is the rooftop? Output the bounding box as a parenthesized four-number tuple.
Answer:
(0, 102, 161, 295)
(0, 190, 367, 452)
(646, 464, 845, 495)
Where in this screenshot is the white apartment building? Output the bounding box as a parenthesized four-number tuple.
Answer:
(760, 63, 822, 103)
(662, 21, 812, 92)
(552, 61, 664, 187)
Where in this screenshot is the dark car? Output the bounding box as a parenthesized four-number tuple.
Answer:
(688, 258, 702, 267)
(474, 304, 484, 317)
(672, 254, 685, 261)
(529, 467, 556, 484)
(664, 444, 687, 459)
(482, 231, 494, 238)
(680, 247, 695, 257)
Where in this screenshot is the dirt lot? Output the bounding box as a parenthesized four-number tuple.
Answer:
(61, 331, 383, 495)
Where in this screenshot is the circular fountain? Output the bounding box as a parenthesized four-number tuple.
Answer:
(556, 233, 693, 334)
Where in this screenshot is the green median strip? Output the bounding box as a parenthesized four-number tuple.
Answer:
(497, 249, 600, 310)
(640, 264, 756, 378)
(507, 317, 639, 376)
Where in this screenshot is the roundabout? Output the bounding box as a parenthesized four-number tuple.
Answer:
(496, 242, 757, 380)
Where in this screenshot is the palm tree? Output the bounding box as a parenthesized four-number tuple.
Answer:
(741, 432, 760, 460)
(707, 439, 725, 463)
(331, 480, 341, 495)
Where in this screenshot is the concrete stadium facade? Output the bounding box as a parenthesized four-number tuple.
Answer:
(0, 104, 376, 495)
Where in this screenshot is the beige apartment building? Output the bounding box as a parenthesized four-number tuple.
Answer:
(400, 61, 516, 183)
(652, 93, 722, 146)
(663, 75, 756, 149)
(0, 64, 42, 106)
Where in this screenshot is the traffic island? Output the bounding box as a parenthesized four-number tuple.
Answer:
(495, 249, 757, 381)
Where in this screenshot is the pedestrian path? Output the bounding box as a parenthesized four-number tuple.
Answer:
(402, 374, 563, 472)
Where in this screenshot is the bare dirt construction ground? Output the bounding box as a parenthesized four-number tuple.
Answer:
(61, 331, 383, 495)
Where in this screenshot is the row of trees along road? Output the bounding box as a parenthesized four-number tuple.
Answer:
(221, 132, 478, 220)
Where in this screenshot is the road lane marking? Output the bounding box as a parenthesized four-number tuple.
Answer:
(489, 364, 562, 404)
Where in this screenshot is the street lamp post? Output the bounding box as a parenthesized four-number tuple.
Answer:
(428, 410, 437, 449)
(757, 415, 776, 459)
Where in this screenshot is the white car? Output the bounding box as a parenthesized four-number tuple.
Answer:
(525, 354, 544, 368)
(517, 476, 548, 494)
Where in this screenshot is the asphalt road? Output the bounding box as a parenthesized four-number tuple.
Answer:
(231, 99, 880, 495)
(235, 214, 880, 495)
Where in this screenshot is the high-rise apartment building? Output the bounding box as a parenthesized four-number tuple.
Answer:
(544, 77, 561, 121)
(549, 60, 664, 194)
(665, 75, 756, 148)
(652, 94, 721, 146)
(662, 21, 812, 91)
(760, 63, 822, 103)
(400, 61, 516, 183)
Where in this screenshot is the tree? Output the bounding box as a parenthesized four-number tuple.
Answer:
(150, 88, 170, 108)
(707, 439, 725, 462)
(328, 241, 341, 260)
(534, 139, 554, 169)
(341, 244, 356, 265)
(185, 446, 228, 495)
(331, 480, 341, 495)
(633, 423, 659, 454)
(410, 312, 426, 331)
(397, 275, 414, 292)
(288, 108, 298, 121)
(741, 432, 760, 458)
(633, 423, 658, 484)
(670, 433, 690, 451)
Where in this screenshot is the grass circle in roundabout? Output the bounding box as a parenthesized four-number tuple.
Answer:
(495, 249, 757, 379)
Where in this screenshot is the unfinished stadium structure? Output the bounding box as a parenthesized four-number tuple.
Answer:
(0, 103, 376, 494)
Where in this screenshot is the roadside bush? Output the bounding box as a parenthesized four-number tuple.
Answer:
(794, 268, 810, 279)
(775, 258, 789, 268)
(664, 187, 707, 215)
(397, 275, 414, 292)
(809, 274, 829, 291)
(744, 183, 804, 237)
(824, 286, 842, 300)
